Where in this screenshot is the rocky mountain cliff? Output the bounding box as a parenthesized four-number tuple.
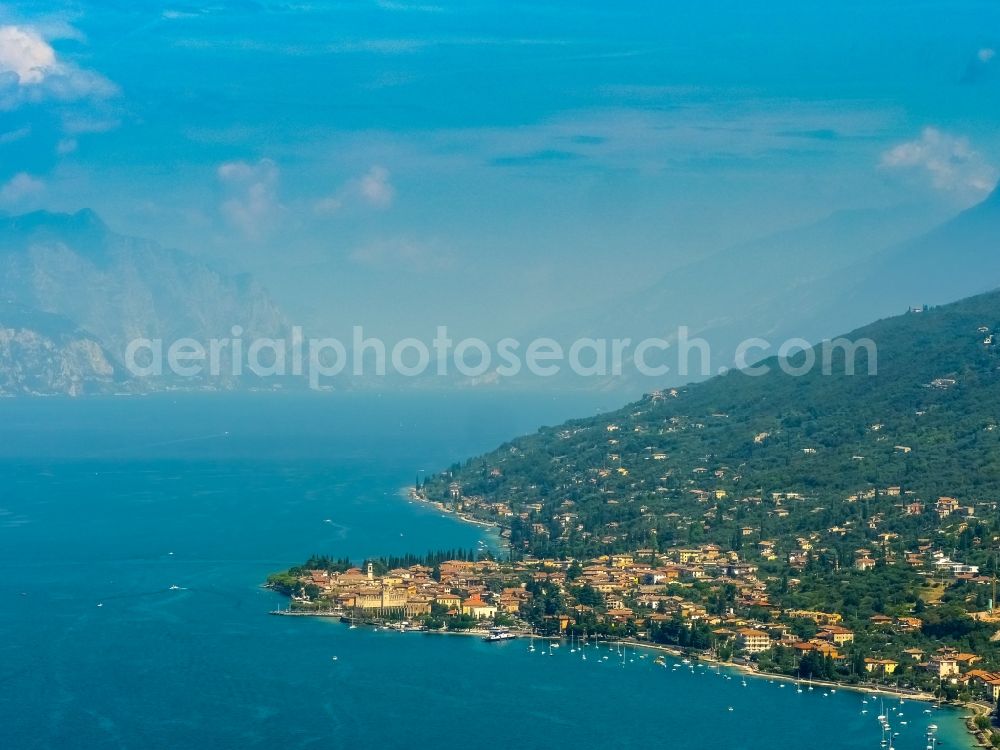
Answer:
(0, 210, 290, 396)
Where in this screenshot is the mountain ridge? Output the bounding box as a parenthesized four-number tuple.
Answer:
(0, 209, 291, 395)
(537, 191, 998, 393)
(421, 287, 1000, 559)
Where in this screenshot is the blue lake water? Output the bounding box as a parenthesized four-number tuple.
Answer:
(0, 393, 969, 749)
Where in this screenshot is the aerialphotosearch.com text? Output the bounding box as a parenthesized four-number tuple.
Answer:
(124, 325, 878, 388)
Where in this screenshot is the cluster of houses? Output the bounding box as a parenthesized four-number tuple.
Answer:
(840, 488, 977, 523)
(293, 544, 771, 629)
(289, 535, 996, 692)
(298, 559, 525, 620)
(853, 544, 982, 579)
(723, 619, 984, 682)
(726, 619, 863, 663)
(293, 549, 739, 632)
(433, 474, 991, 571)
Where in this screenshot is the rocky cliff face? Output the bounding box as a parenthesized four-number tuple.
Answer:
(0, 210, 291, 396)
(0, 327, 116, 396)
(0, 303, 118, 396)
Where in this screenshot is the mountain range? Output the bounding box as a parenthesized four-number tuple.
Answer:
(547, 186, 1000, 390)
(1, 185, 998, 396)
(0, 210, 289, 395)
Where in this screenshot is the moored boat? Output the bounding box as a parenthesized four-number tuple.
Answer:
(484, 627, 518, 642)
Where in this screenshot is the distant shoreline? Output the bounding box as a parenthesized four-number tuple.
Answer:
(401, 486, 510, 551)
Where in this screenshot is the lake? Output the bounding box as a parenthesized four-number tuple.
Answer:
(0, 393, 969, 749)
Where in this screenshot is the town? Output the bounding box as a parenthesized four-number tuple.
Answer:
(268, 536, 1000, 721)
(270, 305, 1000, 747)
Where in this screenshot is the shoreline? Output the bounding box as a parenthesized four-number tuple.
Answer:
(402, 486, 511, 549)
(301, 488, 985, 748)
(602, 637, 941, 703)
(273, 607, 983, 747)
(620, 637, 986, 748)
(271, 606, 962, 706)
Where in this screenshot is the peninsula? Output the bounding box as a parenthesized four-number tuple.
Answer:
(270, 291, 1000, 747)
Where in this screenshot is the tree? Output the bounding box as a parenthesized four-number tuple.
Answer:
(567, 560, 583, 582)
(851, 651, 866, 679)
(798, 651, 828, 680)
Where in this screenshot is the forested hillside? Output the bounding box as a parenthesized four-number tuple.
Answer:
(422, 289, 1000, 561)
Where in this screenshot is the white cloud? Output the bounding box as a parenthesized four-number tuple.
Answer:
(312, 195, 343, 215)
(214, 160, 394, 233)
(61, 113, 119, 135)
(0, 172, 44, 204)
(162, 9, 204, 20)
(173, 36, 428, 56)
(979, 48, 996, 64)
(0, 25, 55, 84)
(374, 0, 445, 12)
(0, 25, 117, 110)
(356, 103, 888, 175)
(349, 237, 453, 272)
(217, 158, 283, 239)
(880, 127, 997, 194)
(0, 125, 30, 144)
(313, 165, 396, 214)
(358, 165, 395, 207)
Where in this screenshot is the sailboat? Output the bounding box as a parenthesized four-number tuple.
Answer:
(878, 698, 894, 750)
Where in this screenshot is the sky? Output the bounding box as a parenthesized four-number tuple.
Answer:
(0, 0, 998, 340)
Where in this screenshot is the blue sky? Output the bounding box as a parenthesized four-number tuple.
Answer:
(1, 0, 998, 337)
